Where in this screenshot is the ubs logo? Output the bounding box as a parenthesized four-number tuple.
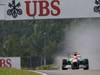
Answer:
(7, 0, 22, 18)
(94, 0, 100, 14)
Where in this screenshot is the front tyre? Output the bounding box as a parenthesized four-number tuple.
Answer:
(62, 59, 68, 70)
(62, 65, 68, 70)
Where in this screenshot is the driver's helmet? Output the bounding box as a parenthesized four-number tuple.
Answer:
(70, 52, 80, 58)
(70, 52, 81, 61)
(73, 52, 81, 58)
(70, 52, 80, 57)
(73, 52, 78, 56)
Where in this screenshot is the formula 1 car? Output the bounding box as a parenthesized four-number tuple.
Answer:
(62, 53, 89, 70)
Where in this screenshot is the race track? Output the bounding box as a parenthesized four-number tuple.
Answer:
(35, 70, 100, 75)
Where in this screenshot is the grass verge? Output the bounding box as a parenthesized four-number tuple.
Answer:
(34, 64, 58, 70)
(0, 67, 41, 75)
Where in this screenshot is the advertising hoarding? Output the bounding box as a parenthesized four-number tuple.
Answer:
(0, 57, 21, 69)
(4, 0, 100, 20)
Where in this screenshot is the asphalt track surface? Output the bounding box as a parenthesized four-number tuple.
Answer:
(35, 70, 100, 75)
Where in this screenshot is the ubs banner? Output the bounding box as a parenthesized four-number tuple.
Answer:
(0, 57, 21, 69)
(3, 0, 100, 20)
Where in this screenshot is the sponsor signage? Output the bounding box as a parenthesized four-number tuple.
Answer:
(0, 57, 21, 69)
(6, 0, 61, 20)
(2, 0, 100, 20)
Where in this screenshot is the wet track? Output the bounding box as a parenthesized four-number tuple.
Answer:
(35, 70, 100, 75)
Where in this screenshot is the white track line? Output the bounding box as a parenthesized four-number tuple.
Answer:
(29, 70, 48, 75)
(34, 71, 47, 75)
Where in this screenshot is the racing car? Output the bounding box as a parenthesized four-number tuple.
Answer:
(62, 52, 89, 70)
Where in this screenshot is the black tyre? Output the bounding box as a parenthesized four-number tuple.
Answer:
(62, 65, 68, 70)
(62, 59, 68, 70)
(83, 59, 89, 70)
(62, 59, 67, 65)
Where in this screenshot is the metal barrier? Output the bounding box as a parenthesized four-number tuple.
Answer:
(21, 56, 53, 69)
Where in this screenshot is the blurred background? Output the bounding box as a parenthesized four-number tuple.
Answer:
(0, 18, 100, 69)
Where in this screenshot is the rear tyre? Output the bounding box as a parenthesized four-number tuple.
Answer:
(83, 59, 89, 70)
